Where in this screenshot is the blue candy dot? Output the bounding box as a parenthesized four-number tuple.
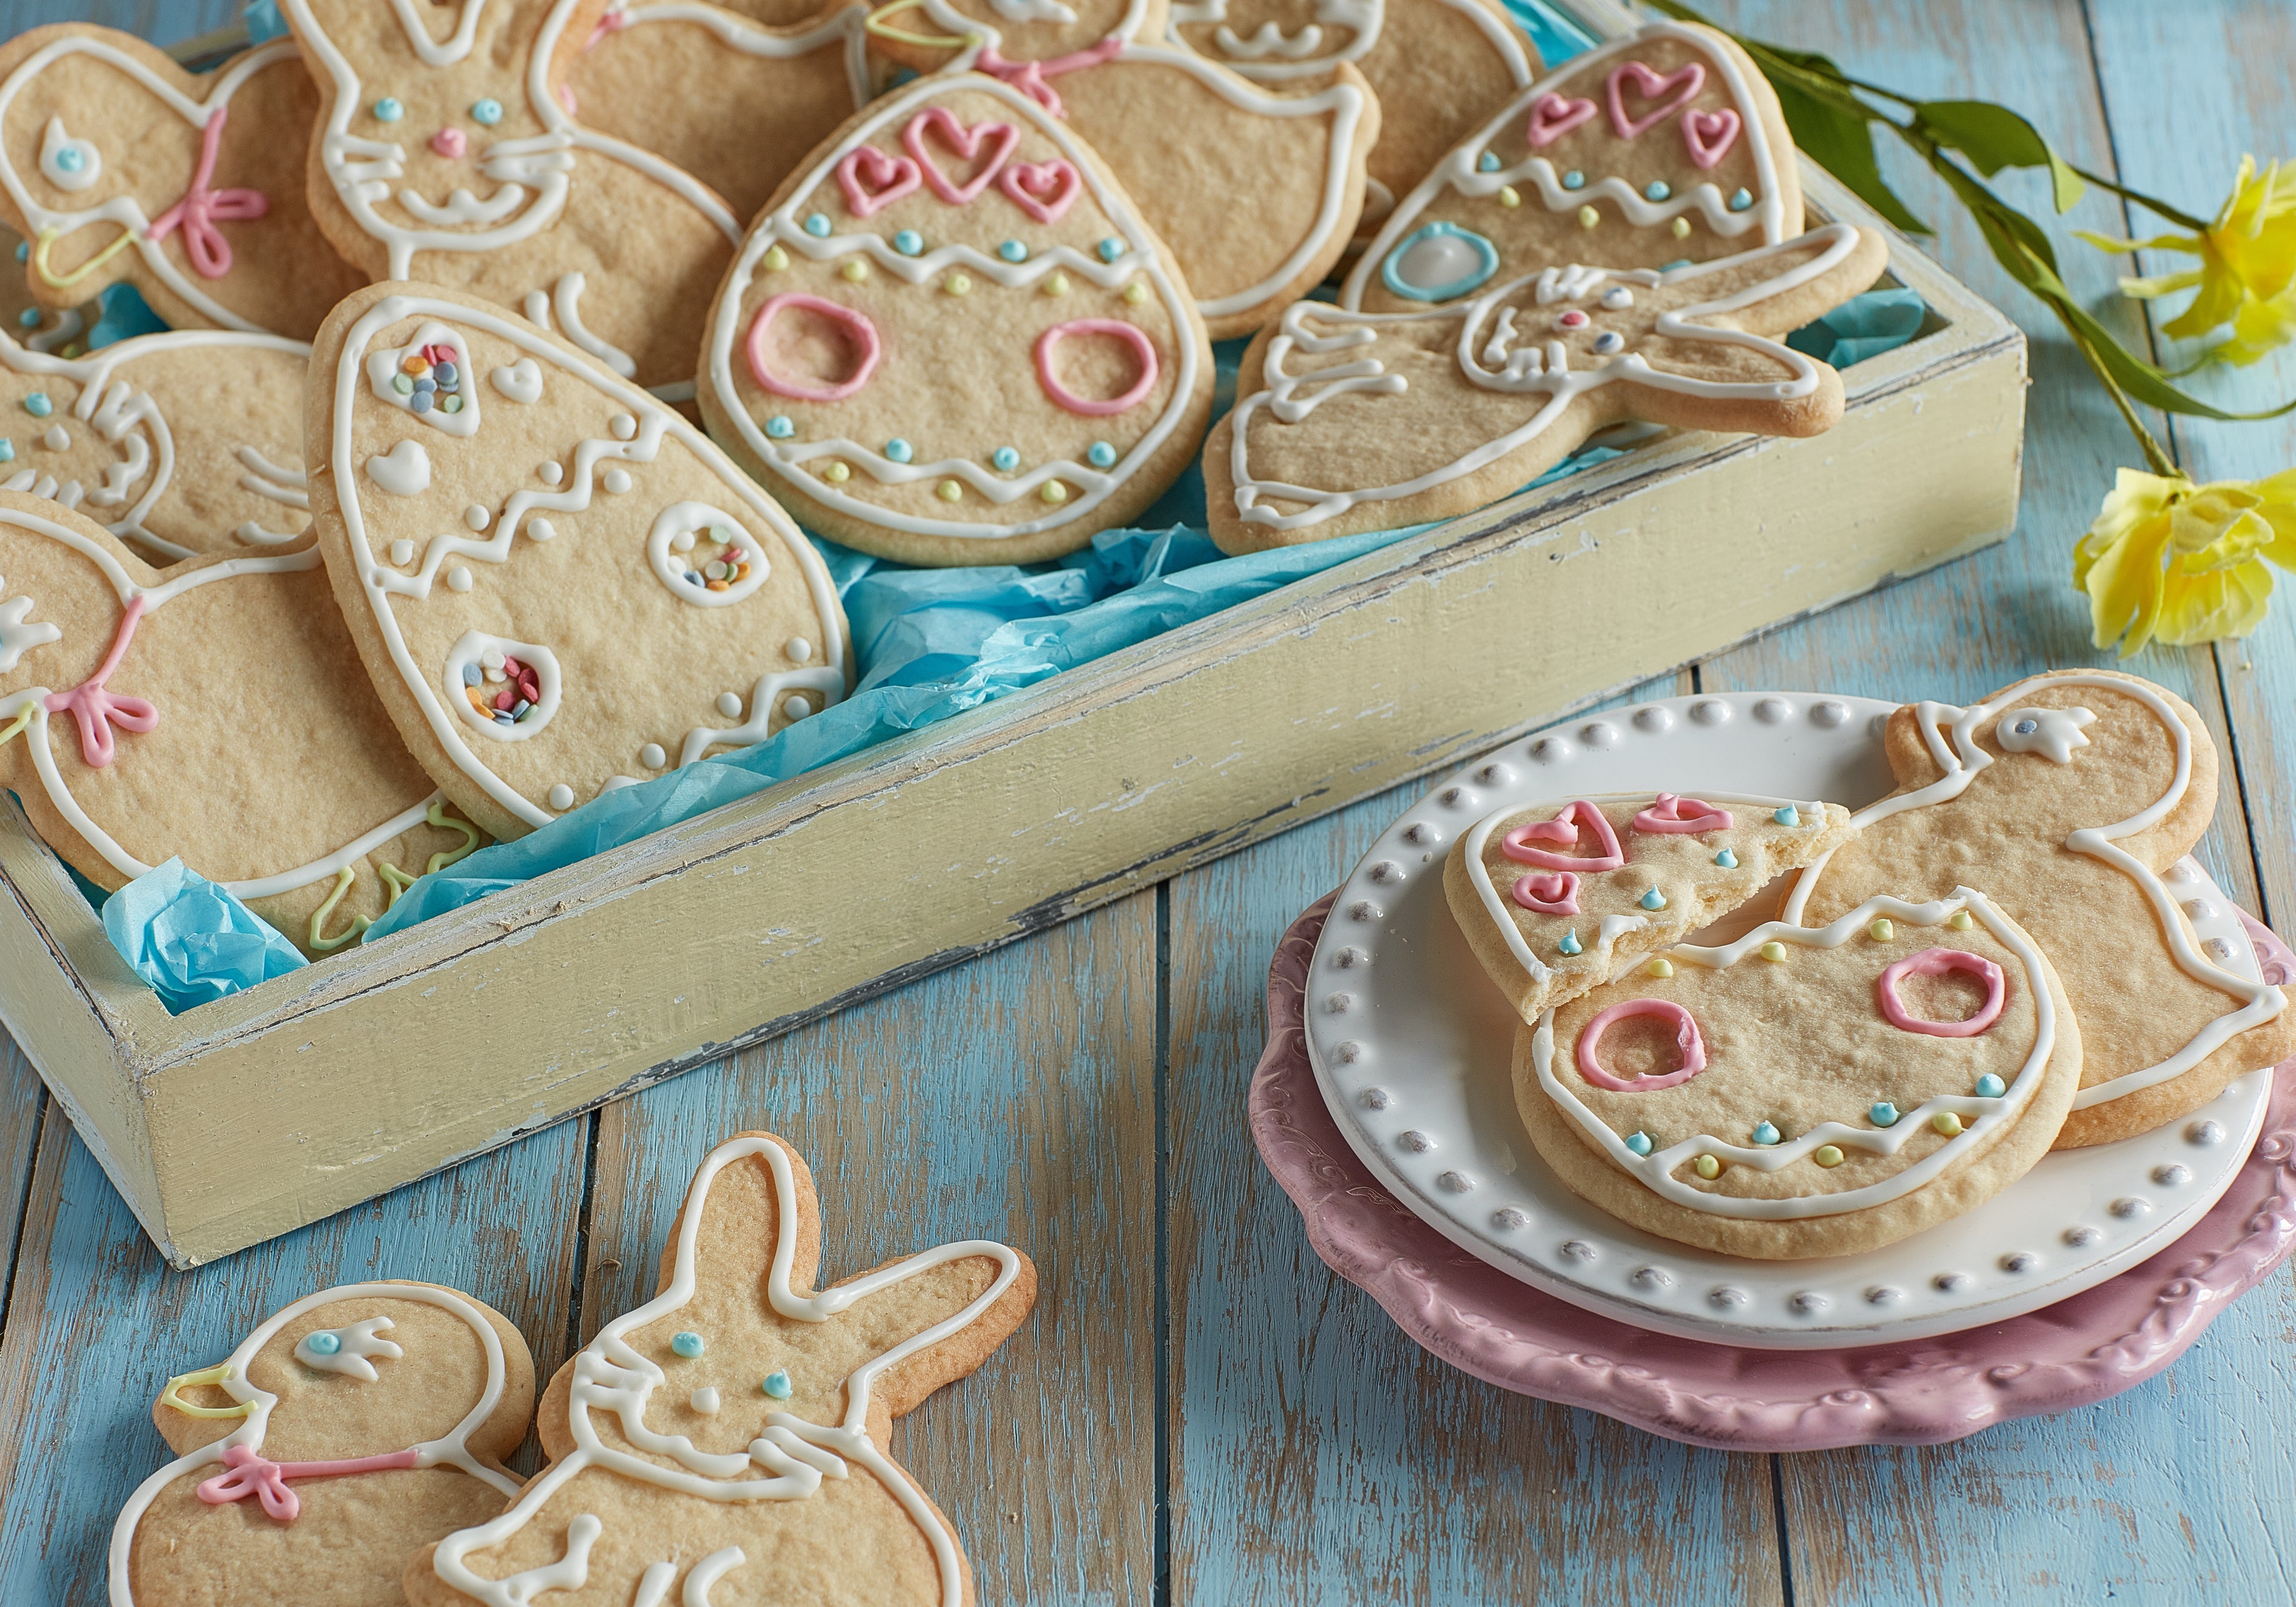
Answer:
(2014, 717, 2037, 735)
(1976, 1074, 2007, 1098)
(992, 446, 1019, 472)
(1561, 170, 1585, 190)
(1644, 180, 1670, 201)
(1086, 441, 1116, 469)
(15, 309, 36, 329)
(1714, 848, 1738, 869)
(307, 1330, 342, 1355)
(55, 148, 83, 173)
(374, 97, 404, 122)
(885, 438, 914, 464)
(1626, 1131, 1653, 1157)
(1728, 187, 1753, 211)
(1097, 237, 1122, 262)
(1870, 1101, 1900, 1127)
(1751, 1121, 1781, 1145)
(997, 240, 1027, 263)
(762, 1369, 793, 1399)
(471, 97, 504, 126)
(671, 1331, 705, 1358)
(804, 213, 832, 237)
(1773, 805, 1800, 827)
(893, 229, 924, 256)
(766, 415, 795, 439)
(1478, 151, 1501, 173)
(23, 393, 51, 418)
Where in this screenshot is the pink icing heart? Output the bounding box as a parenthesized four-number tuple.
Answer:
(836, 145, 922, 219)
(1631, 792, 1735, 834)
(901, 106, 1020, 205)
(429, 127, 466, 160)
(1500, 800, 1625, 873)
(1605, 59, 1705, 139)
(1510, 869, 1580, 916)
(1524, 93, 1596, 148)
(998, 158, 1082, 224)
(1681, 106, 1741, 169)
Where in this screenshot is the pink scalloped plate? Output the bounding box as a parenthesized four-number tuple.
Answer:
(1250, 893, 2296, 1450)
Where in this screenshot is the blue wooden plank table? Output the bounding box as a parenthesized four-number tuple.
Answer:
(4, 0, 2295, 1602)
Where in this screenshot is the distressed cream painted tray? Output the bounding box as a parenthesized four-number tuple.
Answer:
(0, 4, 2026, 1266)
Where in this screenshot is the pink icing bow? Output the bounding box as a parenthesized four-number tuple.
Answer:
(1631, 792, 1734, 834)
(44, 595, 155, 768)
(195, 1443, 424, 1524)
(145, 108, 270, 280)
(1500, 799, 1625, 873)
(975, 38, 1126, 119)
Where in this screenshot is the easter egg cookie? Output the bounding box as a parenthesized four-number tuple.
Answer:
(0, 26, 364, 340)
(308, 282, 851, 841)
(1784, 670, 2296, 1148)
(699, 74, 1215, 566)
(1519, 890, 2083, 1260)
(109, 1281, 535, 1606)
(407, 1131, 1036, 1607)
(1446, 789, 1855, 1023)
(0, 493, 479, 957)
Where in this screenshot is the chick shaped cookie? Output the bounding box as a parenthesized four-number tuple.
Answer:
(1446, 789, 1855, 1023)
(1345, 20, 1799, 315)
(109, 1281, 535, 1606)
(865, 0, 1376, 338)
(280, 0, 743, 389)
(699, 73, 1214, 565)
(0, 493, 478, 958)
(1519, 890, 2083, 1259)
(1783, 670, 2296, 1148)
(1205, 220, 1889, 551)
(410, 1131, 1036, 1607)
(309, 282, 851, 840)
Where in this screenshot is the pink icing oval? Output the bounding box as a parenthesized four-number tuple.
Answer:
(746, 293, 882, 404)
(1876, 946, 2007, 1038)
(1575, 997, 1708, 1092)
(1033, 319, 1159, 417)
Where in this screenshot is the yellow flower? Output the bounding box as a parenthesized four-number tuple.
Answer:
(2073, 466, 2296, 655)
(2080, 157, 2296, 365)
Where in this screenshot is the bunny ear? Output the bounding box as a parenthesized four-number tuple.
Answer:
(658, 1131, 828, 1309)
(0, 28, 364, 340)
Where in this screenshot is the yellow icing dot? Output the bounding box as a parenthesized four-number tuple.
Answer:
(841, 259, 870, 283)
(937, 479, 963, 502)
(1693, 1153, 1721, 1180)
(1498, 185, 1521, 208)
(1040, 481, 1068, 504)
(1949, 909, 1974, 930)
(1646, 957, 1673, 979)
(762, 245, 789, 272)
(1671, 216, 1692, 239)
(945, 272, 973, 295)
(1933, 1111, 1965, 1136)
(1577, 204, 1599, 229)
(822, 462, 850, 484)
(1813, 1145, 1845, 1169)
(1123, 280, 1149, 304)
(1043, 271, 1070, 297)
(1759, 941, 1787, 962)
(1868, 918, 1894, 941)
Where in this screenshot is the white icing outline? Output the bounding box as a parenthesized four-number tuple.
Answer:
(1168, 0, 1379, 75)
(1339, 22, 1790, 311)
(0, 37, 304, 334)
(606, 1, 874, 120)
(647, 501, 771, 606)
(429, 1135, 1021, 1607)
(1231, 223, 1856, 531)
(106, 1281, 521, 1607)
(706, 73, 1205, 540)
(1781, 672, 2289, 1112)
(1535, 890, 2059, 1220)
(365, 320, 481, 437)
(334, 292, 847, 827)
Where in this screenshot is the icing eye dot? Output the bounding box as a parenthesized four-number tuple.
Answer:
(992, 446, 1019, 472)
(998, 240, 1028, 263)
(374, 97, 404, 121)
(1645, 180, 1670, 201)
(885, 438, 913, 464)
(1593, 331, 1623, 355)
(23, 393, 51, 418)
(893, 229, 924, 256)
(2014, 717, 2038, 735)
(765, 415, 794, 439)
(1086, 441, 1116, 469)
(1601, 286, 1634, 310)
(762, 1369, 793, 1399)
(1561, 169, 1585, 190)
(1625, 1131, 1653, 1156)
(1729, 187, 1754, 211)
(306, 1331, 342, 1355)
(671, 1330, 705, 1358)
(471, 97, 503, 126)
(804, 213, 832, 237)
(1097, 237, 1123, 262)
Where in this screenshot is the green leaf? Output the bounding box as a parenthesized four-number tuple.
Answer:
(1913, 99, 2086, 212)
(1766, 75, 1931, 233)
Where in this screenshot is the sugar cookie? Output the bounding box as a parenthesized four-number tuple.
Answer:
(407, 1130, 1036, 1607)
(1519, 890, 2083, 1259)
(0, 221, 93, 356)
(1784, 669, 2296, 1147)
(109, 1280, 535, 1607)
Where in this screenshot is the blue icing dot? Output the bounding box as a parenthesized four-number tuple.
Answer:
(1558, 930, 1582, 957)
(893, 230, 924, 256)
(1714, 848, 1738, 869)
(804, 213, 832, 237)
(56, 148, 83, 173)
(1639, 887, 1666, 911)
(374, 97, 404, 122)
(671, 1331, 705, 1358)
(1561, 170, 1585, 190)
(1645, 180, 1670, 201)
(0, 440, 16, 463)
(1773, 805, 1800, 827)
(2014, 717, 2037, 734)
(1976, 1074, 2007, 1098)
(885, 438, 914, 463)
(23, 393, 51, 418)
(1097, 237, 1123, 262)
(471, 97, 503, 126)
(1626, 1131, 1653, 1157)
(1751, 1121, 1781, 1145)
(15, 309, 36, 329)
(997, 240, 1027, 262)
(12, 240, 26, 263)
(1870, 1101, 1900, 1127)
(1729, 187, 1753, 211)
(1478, 151, 1501, 173)
(1380, 221, 1500, 304)
(762, 1369, 793, 1399)
(1086, 441, 1116, 469)
(993, 446, 1019, 472)
(766, 415, 794, 439)
(307, 1330, 342, 1355)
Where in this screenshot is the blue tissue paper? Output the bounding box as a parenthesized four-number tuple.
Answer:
(102, 857, 306, 1011)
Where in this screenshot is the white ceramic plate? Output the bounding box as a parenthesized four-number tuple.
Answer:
(1305, 691, 2273, 1349)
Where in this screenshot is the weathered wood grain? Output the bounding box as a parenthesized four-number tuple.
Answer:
(577, 893, 1159, 1607)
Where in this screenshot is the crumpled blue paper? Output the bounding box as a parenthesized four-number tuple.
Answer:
(241, 0, 288, 44)
(101, 858, 306, 1010)
(1789, 286, 1929, 369)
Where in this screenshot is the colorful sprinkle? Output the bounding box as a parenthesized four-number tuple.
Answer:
(885, 438, 913, 463)
(997, 240, 1027, 262)
(945, 272, 973, 295)
(1645, 180, 1671, 201)
(1759, 941, 1788, 962)
(1087, 441, 1116, 469)
(1558, 930, 1583, 957)
(993, 446, 1020, 472)
(1478, 151, 1501, 172)
(1646, 957, 1673, 979)
(1043, 271, 1070, 297)
(1934, 1111, 1965, 1136)
(1870, 1102, 1900, 1127)
(1561, 169, 1585, 190)
(1868, 918, 1894, 941)
(1626, 1131, 1653, 1156)
(1714, 848, 1738, 869)
(1949, 909, 1974, 930)
(894, 229, 924, 256)
(1097, 237, 1123, 262)
(1751, 1121, 1781, 1145)
(306, 1331, 341, 1355)
(1040, 481, 1068, 504)
(823, 462, 850, 483)
(1639, 887, 1666, 911)
(1693, 1154, 1721, 1180)
(763, 245, 789, 272)
(938, 479, 963, 502)
(841, 259, 869, 282)
(1976, 1074, 2007, 1098)
(1671, 216, 1692, 239)
(373, 97, 403, 121)
(1813, 1145, 1845, 1169)
(765, 415, 794, 439)
(762, 1369, 793, 1399)
(23, 393, 50, 418)
(804, 213, 832, 237)
(671, 1331, 705, 1358)
(471, 97, 503, 126)
(1729, 187, 1754, 211)
(1773, 805, 1800, 826)
(1577, 204, 1598, 229)
(1498, 186, 1521, 208)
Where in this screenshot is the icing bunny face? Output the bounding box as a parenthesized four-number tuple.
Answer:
(700, 75, 1214, 564)
(112, 1283, 533, 1607)
(1208, 222, 1889, 549)
(420, 1132, 1034, 1607)
(1345, 20, 1796, 315)
(1522, 891, 2080, 1257)
(313, 284, 850, 841)
(0, 29, 364, 340)
(0, 327, 310, 564)
(0, 494, 475, 955)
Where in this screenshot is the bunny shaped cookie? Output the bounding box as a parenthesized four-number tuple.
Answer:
(408, 1131, 1036, 1607)
(0, 27, 365, 341)
(1784, 670, 2296, 1148)
(1204, 221, 1889, 551)
(0, 492, 480, 956)
(108, 1281, 536, 1607)
(1521, 890, 2084, 1259)
(280, 0, 745, 388)
(866, 0, 1376, 338)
